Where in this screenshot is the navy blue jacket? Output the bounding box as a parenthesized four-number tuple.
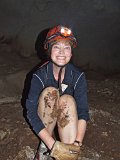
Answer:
(26, 61, 89, 134)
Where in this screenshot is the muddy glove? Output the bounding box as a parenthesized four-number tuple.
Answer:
(50, 141, 80, 160)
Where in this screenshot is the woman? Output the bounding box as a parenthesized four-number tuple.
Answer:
(26, 25, 89, 160)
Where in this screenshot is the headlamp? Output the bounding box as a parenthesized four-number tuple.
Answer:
(60, 26, 72, 37)
(47, 26, 73, 41)
(44, 25, 77, 49)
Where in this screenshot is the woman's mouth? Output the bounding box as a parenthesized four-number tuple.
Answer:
(57, 56, 65, 60)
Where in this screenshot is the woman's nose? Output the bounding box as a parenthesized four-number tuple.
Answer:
(59, 48, 64, 54)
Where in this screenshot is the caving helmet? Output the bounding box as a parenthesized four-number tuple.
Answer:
(44, 25, 77, 50)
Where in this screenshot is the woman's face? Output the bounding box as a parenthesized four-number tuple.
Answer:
(50, 40, 72, 67)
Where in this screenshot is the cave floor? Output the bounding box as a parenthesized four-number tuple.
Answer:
(0, 77, 120, 160)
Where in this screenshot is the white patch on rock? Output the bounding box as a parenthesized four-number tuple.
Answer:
(13, 146, 35, 160)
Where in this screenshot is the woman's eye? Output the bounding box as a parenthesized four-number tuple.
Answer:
(65, 46, 71, 50)
(53, 45, 59, 49)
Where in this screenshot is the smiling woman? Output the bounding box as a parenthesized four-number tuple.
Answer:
(26, 25, 89, 160)
(51, 40, 72, 68)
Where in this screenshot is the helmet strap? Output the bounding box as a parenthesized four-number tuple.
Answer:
(58, 67, 63, 96)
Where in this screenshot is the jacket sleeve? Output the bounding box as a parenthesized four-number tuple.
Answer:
(74, 72, 90, 121)
(26, 73, 45, 134)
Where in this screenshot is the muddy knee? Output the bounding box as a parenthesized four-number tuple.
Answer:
(59, 94, 76, 106)
(57, 95, 78, 143)
(57, 94, 77, 128)
(38, 87, 59, 123)
(39, 87, 59, 99)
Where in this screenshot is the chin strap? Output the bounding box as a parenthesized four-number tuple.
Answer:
(58, 67, 63, 96)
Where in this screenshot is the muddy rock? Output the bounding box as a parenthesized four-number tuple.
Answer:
(13, 146, 35, 160)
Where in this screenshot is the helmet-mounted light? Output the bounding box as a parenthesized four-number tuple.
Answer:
(60, 26, 72, 37)
(44, 25, 77, 49)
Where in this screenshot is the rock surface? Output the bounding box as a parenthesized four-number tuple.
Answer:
(0, 0, 120, 72)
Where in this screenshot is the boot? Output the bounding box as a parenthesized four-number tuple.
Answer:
(34, 142, 54, 160)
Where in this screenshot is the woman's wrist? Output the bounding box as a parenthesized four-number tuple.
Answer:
(38, 128, 55, 150)
(47, 138, 55, 150)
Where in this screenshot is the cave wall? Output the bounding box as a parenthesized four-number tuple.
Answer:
(0, 0, 120, 73)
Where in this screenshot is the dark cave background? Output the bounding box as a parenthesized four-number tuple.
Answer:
(0, 0, 120, 74)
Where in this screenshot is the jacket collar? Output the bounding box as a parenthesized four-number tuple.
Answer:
(47, 61, 73, 84)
